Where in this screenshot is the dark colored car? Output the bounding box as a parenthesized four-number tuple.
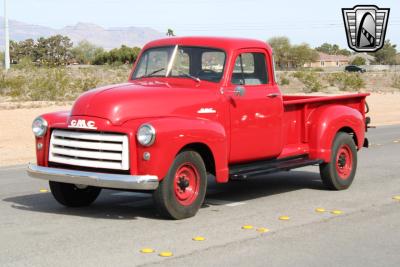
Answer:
(345, 65, 366, 73)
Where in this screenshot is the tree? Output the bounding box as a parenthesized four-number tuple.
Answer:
(268, 37, 291, 69)
(0, 51, 4, 67)
(166, 29, 175, 37)
(93, 46, 141, 65)
(72, 40, 104, 64)
(35, 35, 73, 66)
(289, 43, 319, 68)
(315, 43, 351, 56)
(9, 39, 35, 63)
(372, 40, 397, 65)
(350, 56, 366, 66)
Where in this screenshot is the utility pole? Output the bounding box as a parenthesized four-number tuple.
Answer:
(4, 0, 10, 70)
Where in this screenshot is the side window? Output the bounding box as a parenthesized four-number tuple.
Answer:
(231, 52, 268, 85)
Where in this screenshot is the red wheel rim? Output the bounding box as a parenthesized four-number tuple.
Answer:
(173, 163, 200, 206)
(336, 144, 353, 180)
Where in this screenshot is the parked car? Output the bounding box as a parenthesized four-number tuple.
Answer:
(345, 65, 366, 73)
(28, 37, 370, 219)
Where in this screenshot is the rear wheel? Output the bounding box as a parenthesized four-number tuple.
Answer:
(49, 181, 101, 207)
(153, 150, 207, 219)
(319, 132, 358, 190)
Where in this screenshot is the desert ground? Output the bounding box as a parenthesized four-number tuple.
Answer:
(0, 92, 399, 167)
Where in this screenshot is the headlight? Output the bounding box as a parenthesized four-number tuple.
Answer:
(137, 124, 156, 146)
(32, 116, 48, 137)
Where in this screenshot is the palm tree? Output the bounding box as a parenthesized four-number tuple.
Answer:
(166, 29, 175, 37)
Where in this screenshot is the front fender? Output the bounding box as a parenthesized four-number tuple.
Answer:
(134, 117, 229, 183)
(308, 105, 364, 162)
(36, 111, 70, 166)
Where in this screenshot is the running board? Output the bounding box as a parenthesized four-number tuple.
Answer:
(229, 155, 323, 180)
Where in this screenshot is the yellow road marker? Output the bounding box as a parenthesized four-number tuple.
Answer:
(140, 248, 155, 254)
(242, 225, 253, 229)
(393, 140, 399, 143)
(392, 195, 400, 201)
(159, 251, 173, 257)
(331, 210, 343, 215)
(192, 236, 205, 241)
(39, 189, 48, 193)
(279, 216, 290, 221)
(315, 208, 326, 213)
(256, 227, 270, 233)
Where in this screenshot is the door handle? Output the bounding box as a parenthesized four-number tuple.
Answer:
(220, 87, 246, 96)
(267, 93, 279, 98)
(234, 86, 246, 96)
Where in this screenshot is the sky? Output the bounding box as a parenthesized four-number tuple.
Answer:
(5, 0, 400, 48)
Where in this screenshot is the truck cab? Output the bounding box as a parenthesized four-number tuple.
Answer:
(28, 37, 369, 219)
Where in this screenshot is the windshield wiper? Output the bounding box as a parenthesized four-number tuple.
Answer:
(178, 70, 201, 83)
(138, 68, 165, 78)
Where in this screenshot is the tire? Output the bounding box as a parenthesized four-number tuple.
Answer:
(49, 181, 101, 207)
(319, 132, 358, 190)
(153, 150, 207, 220)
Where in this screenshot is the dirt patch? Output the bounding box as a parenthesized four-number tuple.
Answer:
(0, 93, 399, 167)
(0, 105, 71, 166)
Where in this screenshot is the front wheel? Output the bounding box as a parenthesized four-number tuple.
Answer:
(319, 132, 358, 190)
(153, 150, 207, 219)
(49, 181, 101, 207)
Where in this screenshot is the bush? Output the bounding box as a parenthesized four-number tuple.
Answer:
(311, 67, 324, 72)
(325, 72, 365, 91)
(392, 74, 400, 89)
(350, 56, 366, 66)
(279, 75, 290, 85)
(293, 71, 323, 92)
(0, 65, 130, 101)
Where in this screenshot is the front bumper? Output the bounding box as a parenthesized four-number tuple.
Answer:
(27, 164, 159, 190)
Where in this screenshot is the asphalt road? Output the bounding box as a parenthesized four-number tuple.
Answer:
(1, 125, 400, 267)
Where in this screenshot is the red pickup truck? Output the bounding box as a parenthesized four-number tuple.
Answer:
(28, 37, 369, 219)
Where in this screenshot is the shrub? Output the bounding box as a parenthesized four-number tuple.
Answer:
(326, 72, 365, 91)
(293, 71, 323, 92)
(350, 56, 366, 66)
(0, 65, 130, 101)
(392, 74, 400, 89)
(311, 67, 324, 72)
(0, 72, 27, 97)
(279, 75, 290, 86)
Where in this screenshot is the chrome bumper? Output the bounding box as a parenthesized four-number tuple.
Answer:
(27, 164, 159, 190)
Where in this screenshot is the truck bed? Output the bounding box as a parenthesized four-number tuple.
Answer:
(278, 93, 369, 159)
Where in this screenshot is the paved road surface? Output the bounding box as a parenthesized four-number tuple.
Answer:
(1, 125, 399, 267)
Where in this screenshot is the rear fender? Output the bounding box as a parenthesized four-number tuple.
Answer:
(308, 105, 364, 162)
(135, 117, 229, 183)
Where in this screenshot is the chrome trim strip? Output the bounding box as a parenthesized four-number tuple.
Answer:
(27, 164, 159, 190)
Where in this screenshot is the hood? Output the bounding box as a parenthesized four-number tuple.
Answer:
(70, 81, 218, 125)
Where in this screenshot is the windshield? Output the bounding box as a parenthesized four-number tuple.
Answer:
(132, 46, 226, 83)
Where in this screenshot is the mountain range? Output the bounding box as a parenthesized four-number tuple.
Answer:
(0, 18, 164, 50)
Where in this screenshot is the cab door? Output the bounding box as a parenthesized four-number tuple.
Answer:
(226, 49, 283, 163)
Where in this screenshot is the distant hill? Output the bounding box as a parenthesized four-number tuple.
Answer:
(0, 18, 164, 50)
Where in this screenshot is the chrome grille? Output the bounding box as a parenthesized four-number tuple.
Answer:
(49, 129, 129, 170)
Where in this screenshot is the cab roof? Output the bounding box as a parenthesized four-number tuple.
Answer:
(143, 36, 272, 53)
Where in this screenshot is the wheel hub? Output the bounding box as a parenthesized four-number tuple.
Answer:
(336, 144, 353, 180)
(177, 176, 190, 191)
(338, 154, 347, 167)
(173, 163, 200, 206)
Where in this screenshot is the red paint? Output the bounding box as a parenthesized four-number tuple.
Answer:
(33, 37, 368, 184)
(174, 163, 200, 206)
(336, 144, 353, 180)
